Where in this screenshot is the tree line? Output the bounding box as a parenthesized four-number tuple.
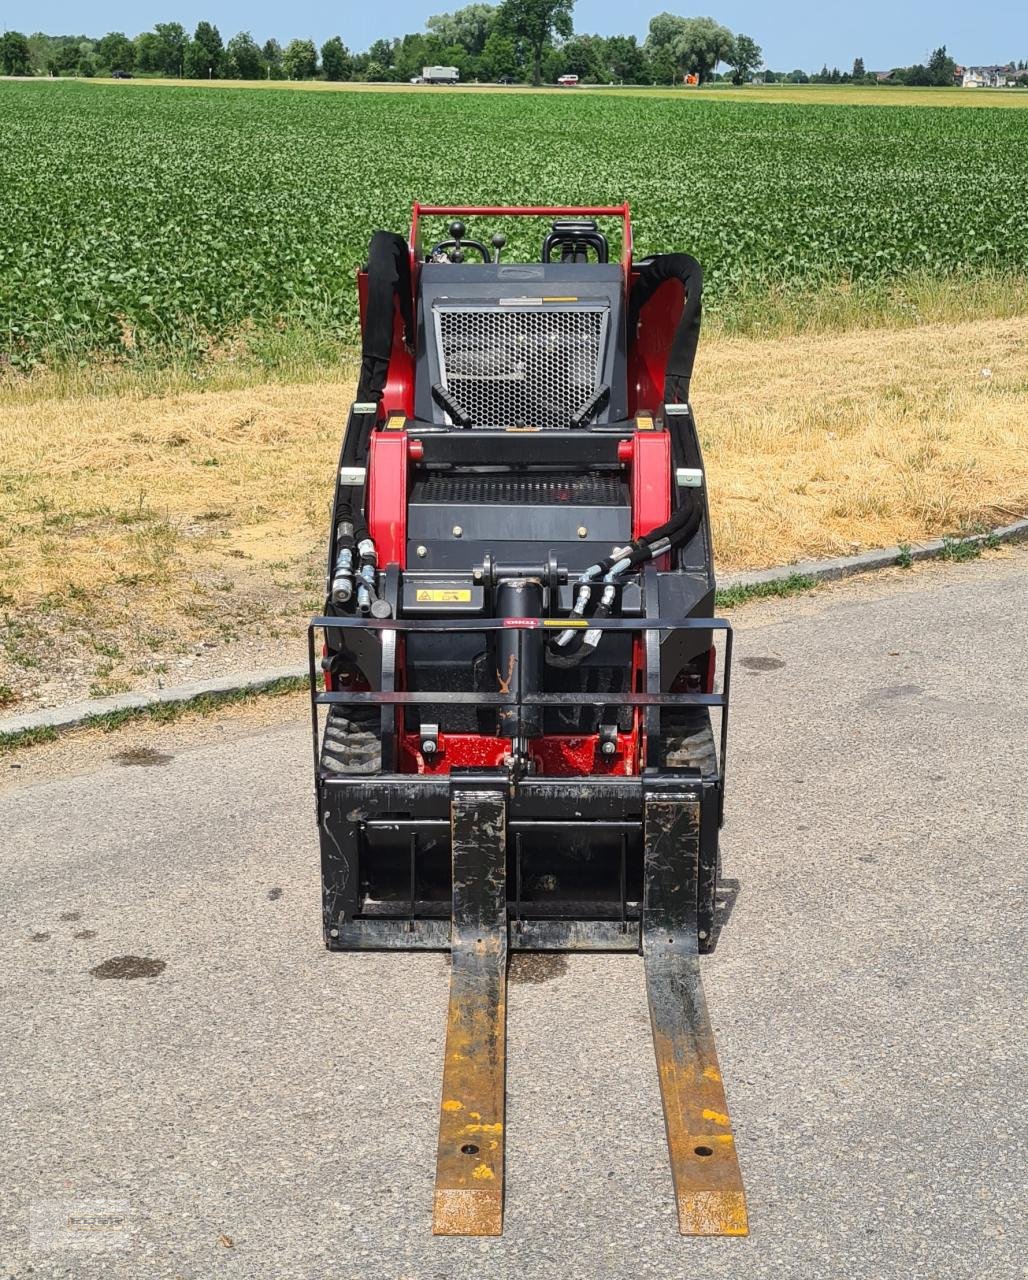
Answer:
(1, 7, 766, 87)
(2, 6, 1023, 89)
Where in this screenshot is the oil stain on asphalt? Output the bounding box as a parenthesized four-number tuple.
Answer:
(90, 956, 166, 980)
(112, 747, 174, 767)
(509, 954, 569, 984)
(741, 656, 786, 671)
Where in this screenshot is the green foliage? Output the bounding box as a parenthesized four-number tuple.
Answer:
(728, 33, 762, 84)
(184, 22, 224, 78)
(283, 38, 318, 80)
(497, 0, 574, 84)
(226, 31, 265, 80)
(153, 22, 188, 77)
(320, 36, 352, 82)
(426, 5, 498, 56)
(262, 39, 286, 79)
(715, 574, 817, 609)
(96, 31, 136, 73)
(645, 14, 735, 82)
(0, 31, 32, 76)
(895, 543, 913, 569)
(2, 82, 1028, 370)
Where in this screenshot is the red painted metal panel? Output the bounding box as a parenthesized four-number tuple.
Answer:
(628, 274, 685, 416)
(366, 431, 408, 567)
(631, 430, 671, 541)
(398, 731, 639, 777)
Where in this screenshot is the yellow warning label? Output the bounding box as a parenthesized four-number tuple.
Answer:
(416, 589, 472, 603)
(543, 618, 588, 628)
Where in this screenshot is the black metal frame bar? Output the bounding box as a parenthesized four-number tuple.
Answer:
(308, 612, 732, 786)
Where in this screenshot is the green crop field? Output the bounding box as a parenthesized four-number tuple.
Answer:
(2, 79, 1027, 371)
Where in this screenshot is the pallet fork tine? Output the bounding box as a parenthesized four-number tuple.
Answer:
(643, 784, 748, 1235)
(432, 779, 508, 1235)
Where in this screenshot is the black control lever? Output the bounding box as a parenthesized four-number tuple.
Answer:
(570, 383, 610, 428)
(432, 383, 473, 428)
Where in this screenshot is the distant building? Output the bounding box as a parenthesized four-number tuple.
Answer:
(962, 64, 1016, 88)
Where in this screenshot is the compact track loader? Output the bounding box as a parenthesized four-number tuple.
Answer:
(308, 205, 747, 1237)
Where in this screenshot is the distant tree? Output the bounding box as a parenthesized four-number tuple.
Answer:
(644, 14, 735, 83)
(226, 31, 264, 78)
(283, 38, 318, 80)
(478, 30, 520, 79)
(558, 34, 604, 81)
(262, 39, 285, 79)
(728, 33, 762, 84)
(185, 22, 224, 77)
(497, 0, 574, 86)
(96, 31, 135, 72)
(77, 54, 96, 77)
(785, 68, 809, 83)
(427, 4, 498, 56)
(367, 37, 397, 68)
(0, 30, 33, 75)
(153, 22, 188, 76)
(603, 34, 646, 83)
(321, 36, 352, 81)
(134, 31, 161, 72)
(646, 42, 677, 85)
(852, 56, 865, 79)
(927, 44, 956, 85)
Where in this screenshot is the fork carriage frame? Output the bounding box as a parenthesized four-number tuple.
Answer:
(310, 610, 747, 1235)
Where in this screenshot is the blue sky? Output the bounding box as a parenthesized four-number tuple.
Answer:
(9, 1, 1027, 69)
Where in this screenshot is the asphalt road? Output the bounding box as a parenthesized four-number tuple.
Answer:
(3, 553, 1026, 1280)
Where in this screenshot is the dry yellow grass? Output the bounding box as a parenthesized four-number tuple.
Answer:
(694, 316, 1028, 567)
(1, 315, 1026, 705)
(94, 78, 1028, 109)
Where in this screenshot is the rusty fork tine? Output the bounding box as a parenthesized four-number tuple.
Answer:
(432, 780, 508, 1236)
(643, 787, 748, 1236)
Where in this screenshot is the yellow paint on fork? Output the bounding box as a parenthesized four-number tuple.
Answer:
(441, 1099, 463, 1112)
(702, 1109, 730, 1125)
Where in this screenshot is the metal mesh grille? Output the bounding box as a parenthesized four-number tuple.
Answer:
(412, 475, 627, 505)
(436, 306, 606, 429)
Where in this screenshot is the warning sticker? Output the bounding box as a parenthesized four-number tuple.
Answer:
(416, 589, 472, 603)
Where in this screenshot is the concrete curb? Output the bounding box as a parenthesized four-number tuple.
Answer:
(3, 518, 1026, 741)
(719, 517, 1028, 590)
(0, 667, 307, 738)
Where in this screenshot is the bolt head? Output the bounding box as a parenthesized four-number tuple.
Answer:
(577, 526, 588, 538)
(416, 545, 428, 558)
(421, 739, 437, 755)
(601, 739, 617, 756)
(452, 525, 463, 538)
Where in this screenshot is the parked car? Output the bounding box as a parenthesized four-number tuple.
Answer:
(557, 74, 579, 87)
(111, 70, 133, 79)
